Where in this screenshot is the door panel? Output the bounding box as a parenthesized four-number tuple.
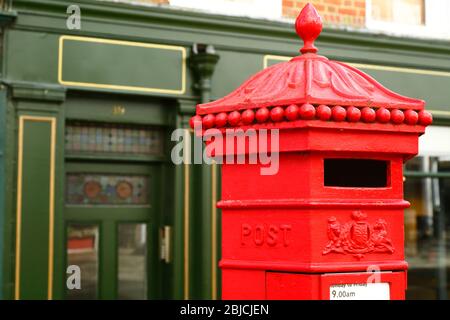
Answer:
(64, 162, 161, 299)
(118, 223, 148, 300)
(66, 223, 99, 300)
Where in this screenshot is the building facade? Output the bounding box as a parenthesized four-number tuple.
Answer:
(0, 0, 449, 299)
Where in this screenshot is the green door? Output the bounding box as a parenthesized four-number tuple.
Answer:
(64, 162, 162, 299)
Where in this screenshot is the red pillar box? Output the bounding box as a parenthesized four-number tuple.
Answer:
(191, 4, 433, 300)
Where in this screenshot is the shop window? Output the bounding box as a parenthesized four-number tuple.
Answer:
(65, 121, 164, 156)
(169, 0, 282, 20)
(404, 156, 450, 300)
(66, 173, 149, 206)
(324, 159, 389, 188)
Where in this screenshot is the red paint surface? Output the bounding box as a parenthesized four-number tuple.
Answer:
(67, 237, 95, 250)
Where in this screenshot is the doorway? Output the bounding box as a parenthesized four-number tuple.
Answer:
(64, 162, 162, 299)
(61, 113, 168, 299)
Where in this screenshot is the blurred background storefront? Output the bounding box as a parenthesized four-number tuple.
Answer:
(0, 0, 450, 300)
(404, 127, 450, 299)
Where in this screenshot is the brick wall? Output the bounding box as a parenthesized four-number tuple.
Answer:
(283, 0, 366, 28)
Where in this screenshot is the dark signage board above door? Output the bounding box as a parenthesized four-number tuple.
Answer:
(58, 36, 186, 95)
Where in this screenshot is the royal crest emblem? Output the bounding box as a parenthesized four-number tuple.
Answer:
(323, 211, 394, 259)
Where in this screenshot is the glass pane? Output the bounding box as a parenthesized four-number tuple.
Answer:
(372, 0, 425, 25)
(118, 223, 148, 300)
(66, 174, 149, 205)
(65, 121, 164, 156)
(404, 157, 450, 300)
(66, 224, 99, 300)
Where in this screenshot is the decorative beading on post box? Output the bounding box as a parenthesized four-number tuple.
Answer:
(191, 3, 432, 301)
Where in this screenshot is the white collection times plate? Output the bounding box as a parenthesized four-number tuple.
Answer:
(330, 283, 390, 300)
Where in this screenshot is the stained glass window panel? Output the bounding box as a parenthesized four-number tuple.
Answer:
(65, 122, 164, 156)
(66, 174, 149, 205)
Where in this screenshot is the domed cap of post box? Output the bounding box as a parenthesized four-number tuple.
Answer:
(191, 3, 433, 129)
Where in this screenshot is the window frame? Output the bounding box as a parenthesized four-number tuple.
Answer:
(366, 0, 450, 39)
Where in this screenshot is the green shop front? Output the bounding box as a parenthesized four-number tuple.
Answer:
(0, 0, 450, 300)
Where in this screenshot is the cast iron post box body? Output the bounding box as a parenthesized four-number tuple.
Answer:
(191, 4, 433, 300)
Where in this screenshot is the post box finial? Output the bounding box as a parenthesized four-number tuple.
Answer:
(296, 3, 323, 54)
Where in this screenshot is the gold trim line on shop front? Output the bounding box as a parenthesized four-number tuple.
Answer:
(15, 116, 56, 300)
(263, 54, 450, 78)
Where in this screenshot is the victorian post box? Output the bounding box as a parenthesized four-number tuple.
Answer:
(190, 3, 433, 300)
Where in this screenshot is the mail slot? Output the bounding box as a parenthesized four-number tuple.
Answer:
(191, 3, 432, 300)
